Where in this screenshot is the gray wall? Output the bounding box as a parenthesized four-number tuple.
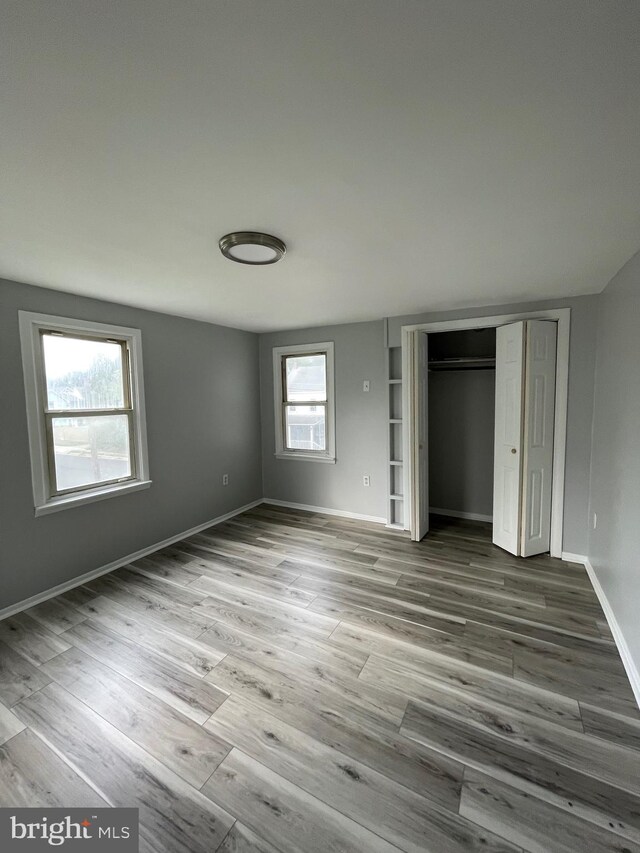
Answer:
(260, 321, 388, 520)
(1, 278, 604, 613)
(588, 250, 640, 677)
(429, 370, 495, 518)
(259, 295, 598, 553)
(0, 278, 263, 610)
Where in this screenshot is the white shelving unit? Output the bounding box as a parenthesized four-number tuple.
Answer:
(386, 345, 405, 529)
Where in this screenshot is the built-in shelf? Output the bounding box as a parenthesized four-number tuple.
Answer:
(387, 345, 405, 531)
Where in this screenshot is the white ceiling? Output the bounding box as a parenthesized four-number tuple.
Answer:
(2, 1, 639, 332)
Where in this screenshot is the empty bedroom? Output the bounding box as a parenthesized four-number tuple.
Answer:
(1, 2, 639, 852)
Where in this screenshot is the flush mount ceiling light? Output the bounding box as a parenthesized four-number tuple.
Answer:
(219, 231, 286, 265)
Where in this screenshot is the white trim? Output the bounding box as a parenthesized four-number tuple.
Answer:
(401, 309, 571, 335)
(34, 479, 152, 516)
(274, 452, 335, 464)
(272, 341, 336, 463)
(562, 552, 640, 710)
(402, 308, 570, 557)
(263, 498, 386, 525)
(408, 330, 420, 538)
(18, 311, 151, 515)
(430, 507, 493, 523)
(401, 340, 412, 530)
(560, 551, 590, 566)
(0, 499, 263, 623)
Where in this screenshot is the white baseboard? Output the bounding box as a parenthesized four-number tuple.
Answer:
(0, 498, 264, 623)
(561, 551, 590, 567)
(562, 551, 640, 710)
(262, 498, 387, 525)
(430, 507, 493, 523)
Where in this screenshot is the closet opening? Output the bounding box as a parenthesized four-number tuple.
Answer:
(427, 328, 496, 526)
(401, 309, 570, 559)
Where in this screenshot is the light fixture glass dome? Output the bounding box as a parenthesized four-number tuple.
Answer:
(219, 232, 286, 265)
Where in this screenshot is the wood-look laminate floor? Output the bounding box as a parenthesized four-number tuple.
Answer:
(1, 505, 639, 853)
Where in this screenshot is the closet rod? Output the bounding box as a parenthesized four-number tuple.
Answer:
(428, 357, 496, 371)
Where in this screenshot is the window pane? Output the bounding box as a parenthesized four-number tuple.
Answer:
(52, 415, 131, 491)
(285, 354, 326, 402)
(43, 335, 125, 410)
(285, 405, 326, 451)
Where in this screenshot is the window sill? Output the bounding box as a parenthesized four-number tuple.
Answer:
(34, 479, 152, 517)
(274, 452, 336, 464)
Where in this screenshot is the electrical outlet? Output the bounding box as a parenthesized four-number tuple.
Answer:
(222, 474, 229, 486)
(592, 512, 597, 529)
(363, 380, 370, 392)
(363, 475, 370, 487)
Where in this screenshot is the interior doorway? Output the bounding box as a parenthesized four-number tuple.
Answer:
(402, 309, 570, 558)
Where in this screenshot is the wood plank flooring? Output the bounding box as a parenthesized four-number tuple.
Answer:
(1, 505, 639, 852)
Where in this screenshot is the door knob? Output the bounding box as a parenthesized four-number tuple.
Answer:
(511, 448, 517, 454)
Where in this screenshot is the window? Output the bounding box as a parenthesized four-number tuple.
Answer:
(19, 312, 151, 515)
(273, 342, 335, 462)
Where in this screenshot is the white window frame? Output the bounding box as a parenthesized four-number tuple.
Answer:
(19, 312, 151, 516)
(273, 341, 335, 463)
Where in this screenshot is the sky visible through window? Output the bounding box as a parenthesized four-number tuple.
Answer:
(285, 354, 326, 401)
(43, 335, 124, 410)
(42, 335, 120, 378)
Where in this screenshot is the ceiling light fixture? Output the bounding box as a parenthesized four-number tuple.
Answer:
(219, 231, 286, 265)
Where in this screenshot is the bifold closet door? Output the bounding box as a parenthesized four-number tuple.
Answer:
(492, 320, 557, 557)
(520, 320, 557, 556)
(492, 322, 525, 555)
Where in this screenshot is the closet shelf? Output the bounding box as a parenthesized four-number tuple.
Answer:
(389, 460, 403, 466)
(389, 418, 402, 424)
(389, 493, 403, 501)
(428, 357, 495, 371)
(388, 379, 402, 384)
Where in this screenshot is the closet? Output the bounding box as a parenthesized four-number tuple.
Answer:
(427, 328, 497, 525)
(413, 320, 558, 557)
